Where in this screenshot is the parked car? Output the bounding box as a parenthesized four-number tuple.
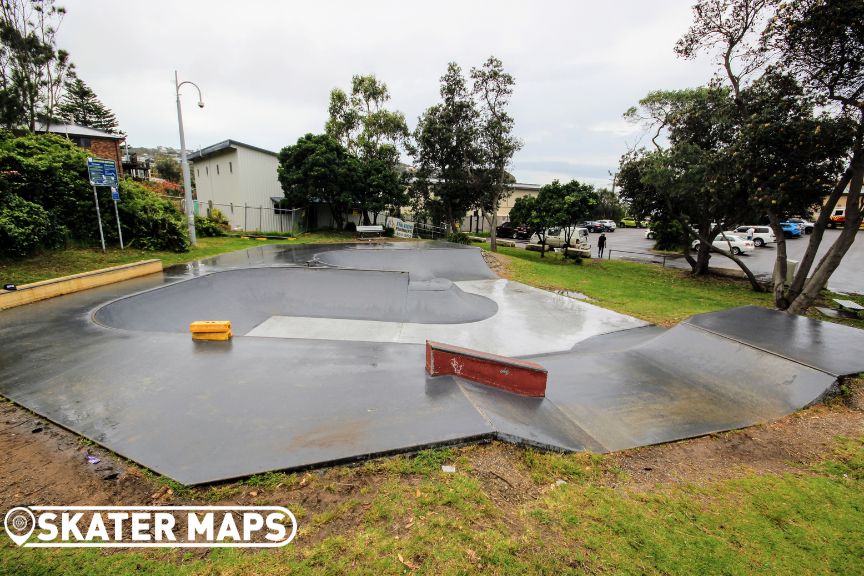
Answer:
(530, 227, 592, 257)
(596, 219, 617, 231)
(645, 228, 657, 240)
(784, 217, 814, 234)
(732, 226, 776, 247)
(779, 221, 803, 238)
(691, 233, 755, 255)
(618, 217, 642, 228)
(580, 221, 606, 233)
(495, 221, 530, 239)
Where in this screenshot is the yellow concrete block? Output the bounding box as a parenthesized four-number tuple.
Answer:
(0, 260, 163, 311)
(192, 330, 232, 341)
(189, 320, 232, 333)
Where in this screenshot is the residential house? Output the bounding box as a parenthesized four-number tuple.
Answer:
(39, 122, 125, 176)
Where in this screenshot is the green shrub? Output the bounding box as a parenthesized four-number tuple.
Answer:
(194, 208, 229, 238)
(0, 131, 94, 244)
(0, 132, 191, 254)
(446, 231, 470, 244)
(0, 193, 54, 257)
(111, 179, 189, 252)
(384, 226, 395, 237)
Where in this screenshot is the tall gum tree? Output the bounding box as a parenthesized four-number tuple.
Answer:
(470, 56, 522, 251)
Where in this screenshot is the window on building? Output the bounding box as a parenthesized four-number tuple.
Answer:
(229, 161, 233, 173)
(197, 168, 200, 178)
(205, 166, 209, 175)
(216, 164, 220, 175)
(73, 136, 91, 148)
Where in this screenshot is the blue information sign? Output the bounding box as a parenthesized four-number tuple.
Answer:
(111, 186, 120, 201)
(87, 157, 118, 187)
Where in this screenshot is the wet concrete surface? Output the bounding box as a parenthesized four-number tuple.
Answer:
(1, 242, 862, 484)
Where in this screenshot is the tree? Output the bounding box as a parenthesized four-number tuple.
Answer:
(621, 86, 762, 284)
(508, 180, 595, 259)
(277, 134, 354, 230)
(470, 56, 522, 252)
(57, 75, 119, 132)
(676, 0, 863, 312)
(509, 194, 551, 257)
(0, 0, 73, 130)
(411, 63, 482, 231)
(325, 74, 409, 224)
(153, 155, 181, 184)
(764, 0, 864, 313)
(543, 179, 598, 256)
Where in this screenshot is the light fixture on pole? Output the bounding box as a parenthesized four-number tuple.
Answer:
(175, 70, 204, 246)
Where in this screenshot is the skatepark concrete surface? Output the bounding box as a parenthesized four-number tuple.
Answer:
(1, 241, 863, 485)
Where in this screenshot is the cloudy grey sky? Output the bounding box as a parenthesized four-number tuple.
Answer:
(59, 0, 717, 188)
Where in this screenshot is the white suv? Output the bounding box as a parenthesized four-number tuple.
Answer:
(597, 219, 617, 231)
(732, 226, 776, 247)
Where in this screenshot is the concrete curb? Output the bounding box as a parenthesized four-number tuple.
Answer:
(0, 259, 163, 311)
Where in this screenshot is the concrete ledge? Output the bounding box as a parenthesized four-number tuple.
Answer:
(425, 340, 548, 397)
(0, 259, 163, 311)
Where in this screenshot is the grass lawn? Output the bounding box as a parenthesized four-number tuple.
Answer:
(0, 232, 356, 285)
(1, 436, 862, 575)
(493, 246, 775, 325)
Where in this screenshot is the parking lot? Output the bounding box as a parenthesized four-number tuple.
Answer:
(513, 227, 864, 294)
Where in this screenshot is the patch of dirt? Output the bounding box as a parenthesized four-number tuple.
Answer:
(0, 402, 155, 509)
(481, 249, 513, 278)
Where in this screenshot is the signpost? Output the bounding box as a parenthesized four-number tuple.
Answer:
(111, 186, 124, 249)
(86, 158, 120, 252)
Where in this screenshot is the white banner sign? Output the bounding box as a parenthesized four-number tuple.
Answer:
(394, 219, 415, 239)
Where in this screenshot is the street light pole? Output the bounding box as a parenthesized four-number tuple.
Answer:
(175, 70, 204, 246)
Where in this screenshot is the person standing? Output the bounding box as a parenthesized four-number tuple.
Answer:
(597, 233, 607, 258)
(746, 227, 755, 241)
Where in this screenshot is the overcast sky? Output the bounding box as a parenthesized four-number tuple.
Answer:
(59, 0, 717, 188)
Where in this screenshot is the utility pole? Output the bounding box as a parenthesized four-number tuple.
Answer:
(175, 70, 205, 246)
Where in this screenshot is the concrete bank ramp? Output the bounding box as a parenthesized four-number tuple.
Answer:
(311, 245, 497, 281)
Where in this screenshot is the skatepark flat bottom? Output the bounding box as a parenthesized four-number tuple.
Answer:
(1, 242, 862, 485)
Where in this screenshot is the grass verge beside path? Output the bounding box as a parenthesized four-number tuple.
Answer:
(493, 246, 774, 325)
(0, 232, 355, 285)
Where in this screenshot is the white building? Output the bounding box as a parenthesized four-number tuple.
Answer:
(188, 139, 298, 232)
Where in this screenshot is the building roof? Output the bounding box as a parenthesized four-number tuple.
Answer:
(187, 139, 278, 161)
(510, 182, 541, 191)
(37, 122, 125, 140)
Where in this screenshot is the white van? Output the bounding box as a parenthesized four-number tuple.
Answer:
(732, 226, 776, 247)
(530, 227, 592, 257)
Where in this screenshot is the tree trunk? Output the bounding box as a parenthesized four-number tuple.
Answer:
(766, 208, 790, 309)
(786, 156, 863, 315)
(486, 210, 498, 252)
(786, 169, 853, 300)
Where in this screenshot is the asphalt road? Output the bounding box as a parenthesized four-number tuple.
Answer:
(514, 227, 864, 294)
